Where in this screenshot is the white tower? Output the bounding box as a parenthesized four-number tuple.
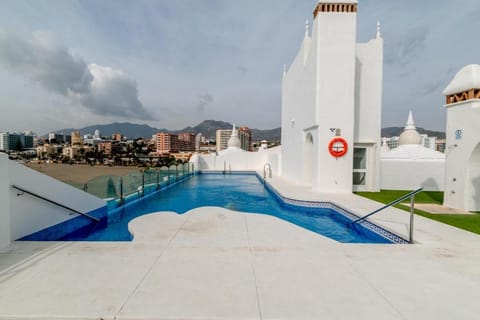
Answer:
(280, 0, 382, 193)
(443, 64, 480, 211)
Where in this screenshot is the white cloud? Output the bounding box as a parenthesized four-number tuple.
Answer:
(0, 29, 153, 120)
(0, 30, 92, 95)
(71, 64, 151, 119)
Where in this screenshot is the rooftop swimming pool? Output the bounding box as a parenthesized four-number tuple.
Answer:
(60, 173, 404, 244)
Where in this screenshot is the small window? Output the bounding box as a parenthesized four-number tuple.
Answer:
(353, 147, 367, 186)
(353, 148, 366, 170)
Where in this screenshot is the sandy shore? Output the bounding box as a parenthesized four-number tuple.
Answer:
(26, 163, 141, 184)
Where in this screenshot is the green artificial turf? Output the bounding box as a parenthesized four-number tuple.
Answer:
(355, 190, 480, 235)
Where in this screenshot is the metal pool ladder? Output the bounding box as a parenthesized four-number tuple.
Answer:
(350, 187, 423, 243)
(263, 163, 272, 179)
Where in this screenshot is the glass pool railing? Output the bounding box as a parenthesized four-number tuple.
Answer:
(66, 163, 194, 209)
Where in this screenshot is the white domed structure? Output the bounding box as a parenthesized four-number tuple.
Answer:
(398, 111, 421, 145)
(218, 124, 244, 156)
(381, 111, 445, 191)
(227, 125, 241, 149)
(443, 64, 480, 96)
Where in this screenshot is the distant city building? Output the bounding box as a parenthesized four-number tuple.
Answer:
(238, 127, 252, 151)
(420, 134, 437, 150)
(198, 143, 216, 153)
(435, 139, 446, 153)
(383, 137, 399, 150)
(156, 132, 196, 154)
(62, 145, 93, 159)
(0, 132, 34, 151)
(195, 133, 203, 151)
(112, 133, 122, 142)
(97, 142, 113, 155)
(156, 133, 180, 154)
(178, 133, 196, 152)
(20, 134, 34, 150)
(48, 133, 71, 144)
(259, 140, 269, 150)
(216, 130, 232, 153)
(83, 137, 103, 146)
(171, 152, 193, 162)
(71, 131, 83, 146)
(36, 144, 58, 157)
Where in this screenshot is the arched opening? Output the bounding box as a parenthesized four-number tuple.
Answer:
(303, 133, 314, 187)
(467, 143, 480, 211)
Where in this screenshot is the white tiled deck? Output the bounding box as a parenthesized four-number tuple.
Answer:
(0, 175, 479, 319)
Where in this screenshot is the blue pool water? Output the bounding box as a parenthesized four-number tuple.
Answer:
(63, 174, 393, 243)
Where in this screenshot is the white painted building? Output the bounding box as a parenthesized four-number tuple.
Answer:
(280, 0, 383, 192)
(381, 112, 445, 191)
(192, 125, 281, 173)
(443, 64, 480, 211)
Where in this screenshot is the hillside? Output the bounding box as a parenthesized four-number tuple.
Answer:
(51, 122, 444, 142)
(381, 127, 445, 139)
(51, 120, 281, 141)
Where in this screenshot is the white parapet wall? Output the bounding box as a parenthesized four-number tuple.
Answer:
(191, 147, 280, 174)
(0, 153, 106, 250)
(0, 154, 11, 251)
(381, 159, 445, 191)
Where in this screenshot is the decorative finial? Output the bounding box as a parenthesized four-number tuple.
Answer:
(405, 110, 416, 130)
(305, 19, 309, 37)
(376, 20, 381, 39)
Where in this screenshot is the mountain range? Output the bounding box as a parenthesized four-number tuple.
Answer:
(51, 120, 282, 142)
(380, 127, 445, 139)
(51, 120, 445, 142)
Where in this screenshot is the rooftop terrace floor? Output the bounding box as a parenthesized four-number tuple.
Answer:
(0, 175, 479, 319)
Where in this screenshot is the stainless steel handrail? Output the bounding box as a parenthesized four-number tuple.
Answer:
(351, 187, 423, 243)
(11, 185, 100, 222)
(263, 163, 272, 179)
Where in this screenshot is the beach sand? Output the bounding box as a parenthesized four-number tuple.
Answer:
(26, 163, 141, 184)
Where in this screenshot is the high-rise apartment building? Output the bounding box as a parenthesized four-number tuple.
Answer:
(71, 131, 83, 146)
(0, 132, 34, 151)
(216, 130, 232, 152)
(238, 127, 252, 151)
(156, 132, 196, 154)
(178, 133, 196, 152)
(48, 133, 71, 144)
(156, 133, 180, 154)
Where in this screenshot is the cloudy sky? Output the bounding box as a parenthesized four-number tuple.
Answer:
(0, 0, 478, 135)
